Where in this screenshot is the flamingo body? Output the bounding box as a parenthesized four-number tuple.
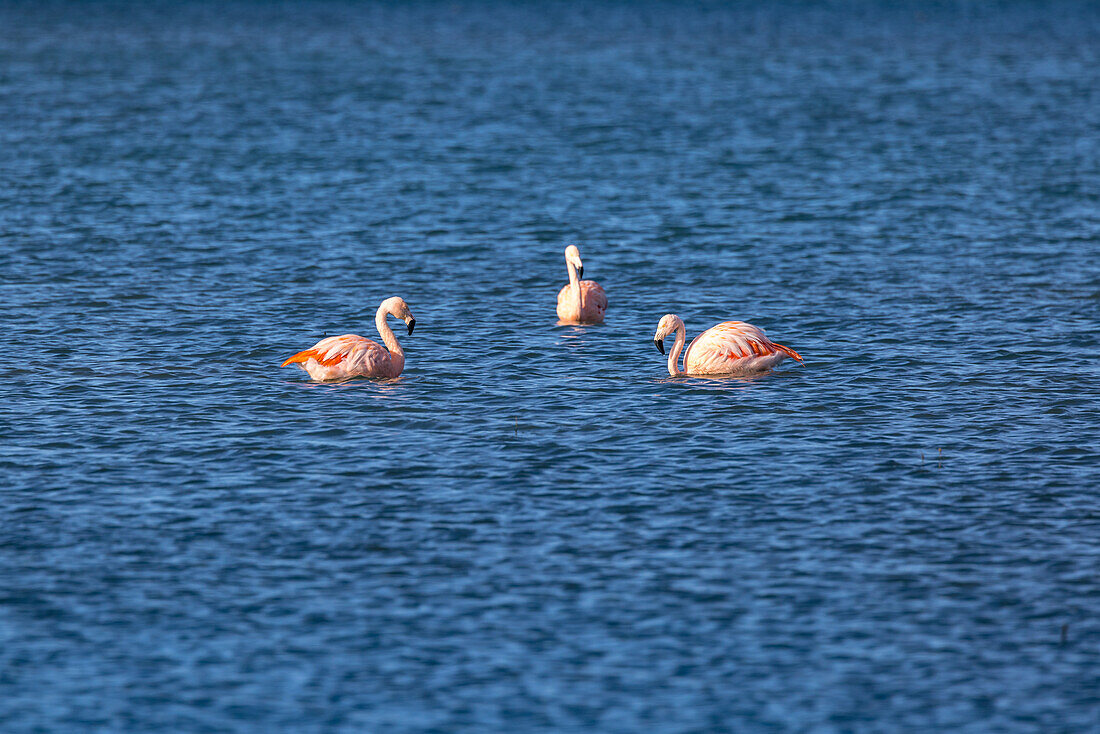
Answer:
(282, 334, 401, 381)
(684, 321, 802, 374)
(654, 315, 802, 376)
(557, 280, 608, 324)
(282, 296, 415, 381)
(556, 244, 607, 324)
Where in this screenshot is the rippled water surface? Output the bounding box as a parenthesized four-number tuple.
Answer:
(2, 1, 1100, 731)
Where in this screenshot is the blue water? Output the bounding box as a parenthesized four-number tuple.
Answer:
(2, 1, 1099, 730)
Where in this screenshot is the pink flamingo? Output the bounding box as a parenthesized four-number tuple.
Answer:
(556, 245, 607, 324)
(653, 315, 803, 376)
(282, 296, 416, 381)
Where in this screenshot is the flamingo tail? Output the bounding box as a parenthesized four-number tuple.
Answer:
(773, 342, 804, 363)
(282, 349, 314, 367)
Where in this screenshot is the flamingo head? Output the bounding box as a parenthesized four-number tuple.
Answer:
(565, 245, 584, 280)
(382, 296, 416, 335)
(653, 314, 683, 354)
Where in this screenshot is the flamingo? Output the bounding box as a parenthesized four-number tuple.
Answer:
(556, 245, 607, 324)
(652, 314, 803, 376)
(282, 296, 416, 381)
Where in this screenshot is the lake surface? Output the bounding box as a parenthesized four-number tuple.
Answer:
(2, 1, 1099, 730)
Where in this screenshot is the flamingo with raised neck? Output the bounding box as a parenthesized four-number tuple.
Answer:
(653, 315, 802, 376)
(556, 245, 607, 324)
(282, 296, 416, 381)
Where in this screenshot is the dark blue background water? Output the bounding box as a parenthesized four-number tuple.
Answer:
(2, 1, 1099, 730)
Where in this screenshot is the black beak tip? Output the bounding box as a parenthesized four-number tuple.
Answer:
(407, 319, 416, 335)
(578, 267, 584, 280)
(654, 338, 664, 355)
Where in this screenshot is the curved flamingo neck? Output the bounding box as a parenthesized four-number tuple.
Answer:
(375, 303, 405, 370)
(566, 258, 582, 312)
(668, 318, 687, 376)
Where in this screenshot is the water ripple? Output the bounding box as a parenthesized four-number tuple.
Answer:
(1, 1, 1099, 732)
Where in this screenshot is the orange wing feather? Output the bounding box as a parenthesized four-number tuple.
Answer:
(281, 335, 365, 367)
(281, 348, 346, 367)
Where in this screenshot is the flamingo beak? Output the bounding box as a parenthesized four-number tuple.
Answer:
(407, 319, 416, 335)
(577, 266, 583, 280)
(654, 338, 664, 355)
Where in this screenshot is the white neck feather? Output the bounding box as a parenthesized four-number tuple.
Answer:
(375, 302, 405, 370)
(667, 318, 687, 376)
(566, 259, 582, 312)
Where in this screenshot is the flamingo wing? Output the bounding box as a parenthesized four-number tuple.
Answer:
(580, 280, 608, 314)
(684, 321, 802, 374)
(556, 283, 572, 308)
(282, 335, 360, 367)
